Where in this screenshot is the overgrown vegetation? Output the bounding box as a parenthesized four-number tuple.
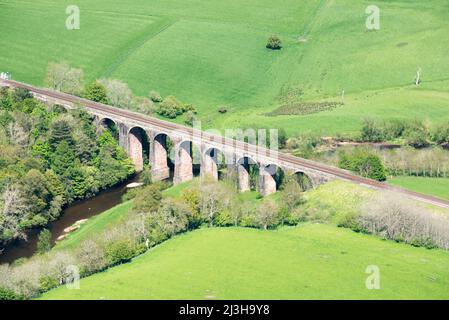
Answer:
(360, 118, 449, 148)
(0, 87, 135, 245)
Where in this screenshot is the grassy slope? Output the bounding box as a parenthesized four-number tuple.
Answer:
(388, 177, 449, 201)
(42, 180, 449, 300)
(1, 0, 449, 136)
(42, 224, 449, 300)
(54, 179, 262, 251)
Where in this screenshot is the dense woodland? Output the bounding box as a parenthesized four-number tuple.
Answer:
(0, 87, 135, 245)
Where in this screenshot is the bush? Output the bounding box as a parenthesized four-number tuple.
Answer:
(338, 149, 387, 181)
(149, 90, 162, 103)
(157, 96, 182, 119)
(105, 239, 136, 265)
(184, 110, 197, 126)
(266, 35, 282, 50)
(218, 106, 228, 114)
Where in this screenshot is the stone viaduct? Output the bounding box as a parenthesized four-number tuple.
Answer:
(8, 78, 449, 209)
(0, 79, 341, 196)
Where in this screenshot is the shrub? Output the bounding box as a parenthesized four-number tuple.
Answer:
(184, 110, 197, 126)
(338, 148, 387, 181)
(359, 193, 449, 249)
(218, 106, 228, 114)
(266, 35, 282, 50)
(156, 96, 182, 118)
(149, 90, 162, 103)
(105, 239, 136, 265)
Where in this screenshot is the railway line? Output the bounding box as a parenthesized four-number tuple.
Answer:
(3, 79, 449, 209)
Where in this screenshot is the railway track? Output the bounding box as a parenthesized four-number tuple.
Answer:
(4, 79, 449, 209)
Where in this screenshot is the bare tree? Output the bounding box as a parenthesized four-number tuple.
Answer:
(1, 184, 28, 241)
(98, 78, 134, 109)
(45, 62, 84, 95)
(257, 199, 279, 230)
(360, 192, 449, 249)
(77, 239, 108, 275)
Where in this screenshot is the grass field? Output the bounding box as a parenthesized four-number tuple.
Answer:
(2, 0, 449, 136)
(41, 224, 449, 300)
(388, 177, 449, 201)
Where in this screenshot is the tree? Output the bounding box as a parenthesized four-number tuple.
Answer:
(279, 176, 303, 224)
(98, 79, 134, 109)
(157, 96, 183, 119)
(360, 119, 383, 142)
(84, 82, 109, 104)
(45, 62, 84, 96)
(199, 182, 233, 226)
(51, 140, 76, 176)
(184, 110, 197, 126)
(266, 35, 282, 50)
(37, 229, 52, 254)
(77, 239, 107, 275)
(12, 88, 33, 103)
(257, 199, 279, 230)
(157, 199, 190, 236)
(149, 90, 162, 103)
(49, 119, 74, 149)
(181, 186, 202, 228)
(338, 149, 387, 181)
(0, 184, 27, 242)
(131, 184, 163, 214)
(22, 169, 52, 225)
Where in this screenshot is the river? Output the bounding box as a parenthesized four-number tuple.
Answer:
(0, 175, 139, 265)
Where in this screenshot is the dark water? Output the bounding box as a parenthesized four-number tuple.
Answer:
(0, 175, 139, 265)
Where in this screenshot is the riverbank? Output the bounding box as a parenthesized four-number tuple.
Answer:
(0, 174, 139, 264)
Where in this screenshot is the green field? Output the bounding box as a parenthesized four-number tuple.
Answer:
(389, 177, 449, 201)
(42, 224, 449, 300)
(1, 0, 449, 136)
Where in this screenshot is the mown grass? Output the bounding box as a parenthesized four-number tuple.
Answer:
(1, 0, 449, 136)
(388, 177, 449, 201)
(41, 224, 449, 300)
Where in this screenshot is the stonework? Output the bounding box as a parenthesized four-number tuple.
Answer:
(259, 167, 277, 197)
(0, 79, 340, 196)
